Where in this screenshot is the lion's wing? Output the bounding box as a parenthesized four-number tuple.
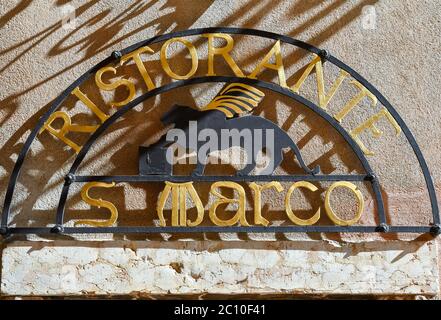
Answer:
(201, 83, 265, 118)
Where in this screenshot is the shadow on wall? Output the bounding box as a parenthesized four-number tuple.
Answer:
(0, 0, 215, 212)
(0, 0, 394, 244)
(0, 0, 32, 29)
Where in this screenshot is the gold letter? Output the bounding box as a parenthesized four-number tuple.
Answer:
(157, 182, 204, 227)
(39, 111, 98, 153)
(291, 55, 349, 109)
(350, 108, 401, 155)
(95, 66, 136, 108)
(71, 87, 109, 123)
(249, 182, 283, 226)
(160, 38, 198, 80)
(203, 33, 244, 77)
(157, 182, 173, 226)
(120, 46, 156, 91)
(324, 181, 364, 226)
(249, 40, 287, 88)
(334, 80, 377, 122)
(75, 182, 118, 227)
(209, 181, 249, 226)
(285, 181, 320, 226)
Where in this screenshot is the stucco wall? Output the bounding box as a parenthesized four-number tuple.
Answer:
(0, 0, 440, 298)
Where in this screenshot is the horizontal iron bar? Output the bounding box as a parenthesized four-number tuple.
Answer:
(73, 175, 369, 183)
(3, 226, 433, 235)
(388, 226, 433, 233)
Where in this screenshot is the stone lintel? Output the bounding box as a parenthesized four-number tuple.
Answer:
(0, 240, 438, 297)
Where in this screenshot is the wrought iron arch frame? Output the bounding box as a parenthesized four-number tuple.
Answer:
(1, 27, 439, 236)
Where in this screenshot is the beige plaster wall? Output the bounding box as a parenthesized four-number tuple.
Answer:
(0, 0, 440, 298)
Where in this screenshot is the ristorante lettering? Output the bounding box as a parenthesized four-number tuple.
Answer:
(40, 33, 401, 157)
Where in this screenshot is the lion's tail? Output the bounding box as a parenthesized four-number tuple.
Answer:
(287, 139, 320, 175)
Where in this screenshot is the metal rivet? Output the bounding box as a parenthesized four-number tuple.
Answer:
(65, 173, 75, 184)
(319, 49, 330, 61)
(51, 225, 64, 234)
(377, 223, 389, 233)
(111, 50, 122, 60)
(430, 224, 441, 236)
(366, 173, 377, 182)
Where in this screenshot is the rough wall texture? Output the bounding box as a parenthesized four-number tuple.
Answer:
(2, 241, 439, 297)
(0, 0, 440, 298)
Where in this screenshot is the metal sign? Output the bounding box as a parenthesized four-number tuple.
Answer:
(1, 27, 439, 236)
